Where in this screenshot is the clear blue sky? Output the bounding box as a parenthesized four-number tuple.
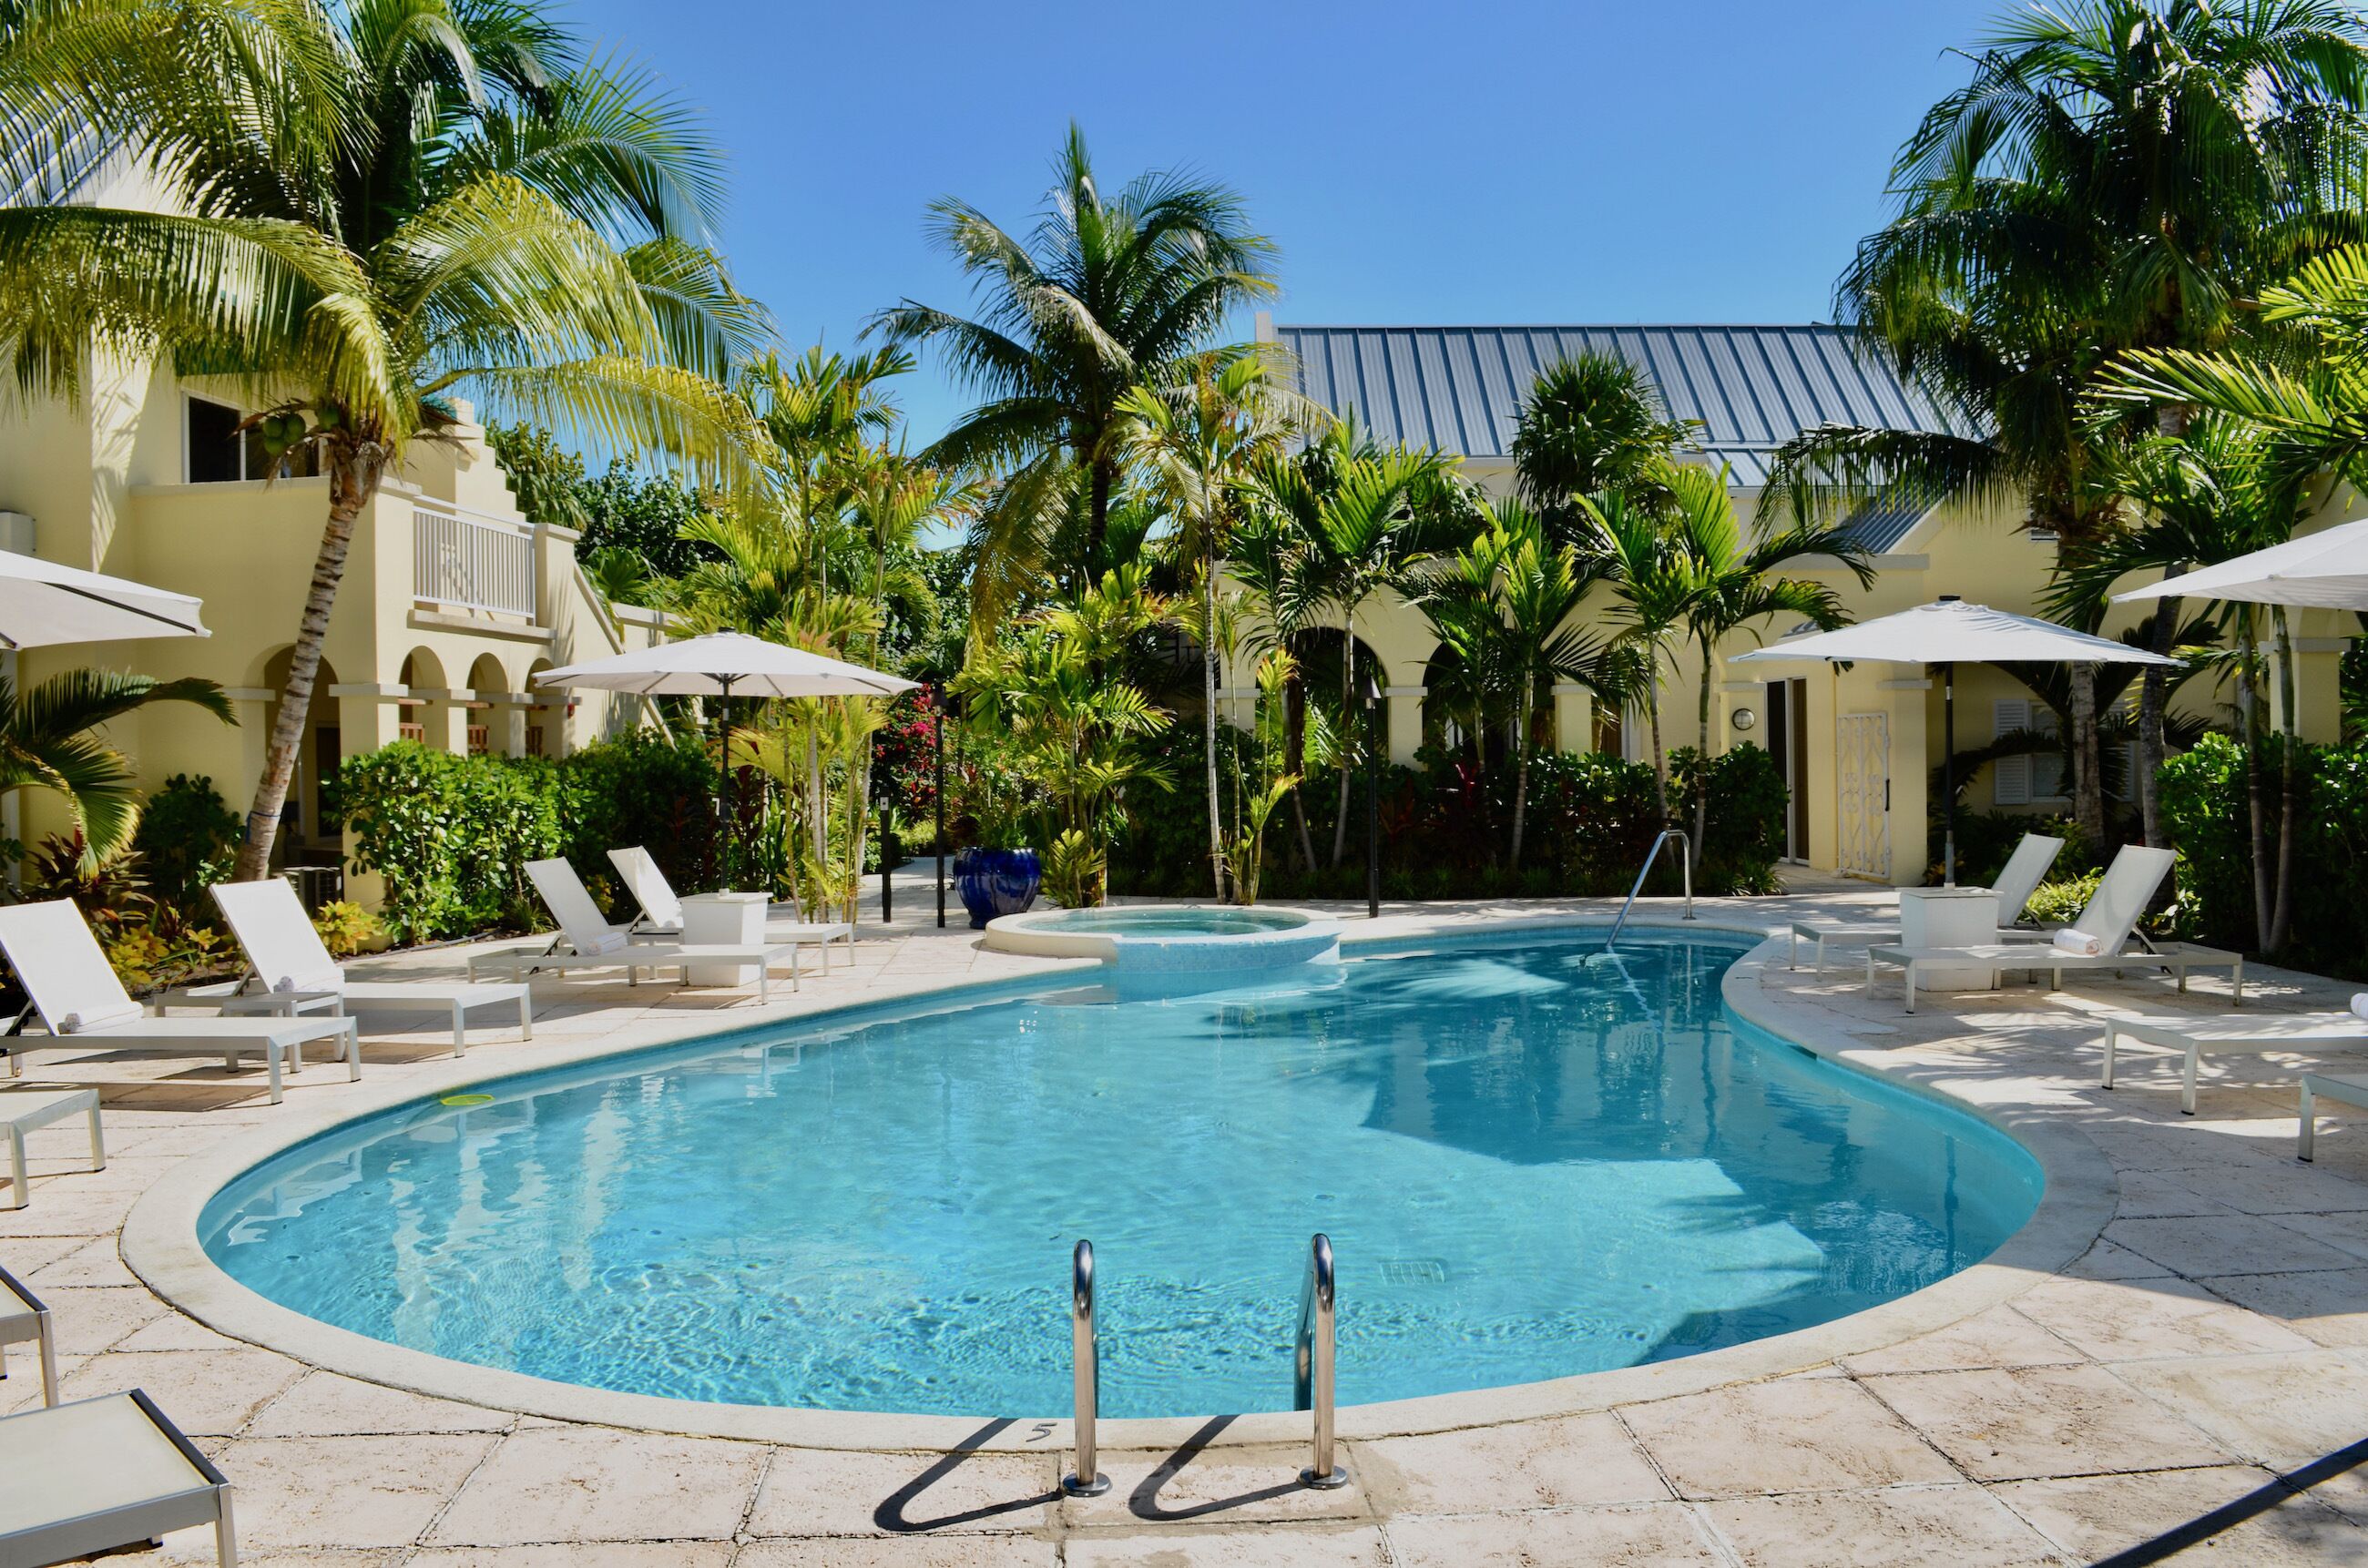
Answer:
(562, 0, 2007, 443)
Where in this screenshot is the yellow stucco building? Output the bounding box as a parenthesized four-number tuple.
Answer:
(1257, 318, 2362, 885)
(0, 357, 664, 897)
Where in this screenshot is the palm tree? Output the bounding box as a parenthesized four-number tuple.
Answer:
(0, 670, 235, 865)
(1578, 489, 1702, 824)
(0, 0, 771, 883)
(2053, 414, 2313, 950)
(1415, 500, 1605, 869)
(1785, 0, 2368, 847)
(1670, 465, 1873, 871)
(1118, 349, 1317, 898)
(740, 344, 914, 595)
(1512, 351, 1695, 545)
(871, 125, 1279, 625)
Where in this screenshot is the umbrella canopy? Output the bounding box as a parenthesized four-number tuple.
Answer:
(535, 631, 919, 697)
(2112, 516, 2368, 612)
(1730, 598, 2178, 670)
(0, 551, 209, 648)
(1731, 599, 2171, 886)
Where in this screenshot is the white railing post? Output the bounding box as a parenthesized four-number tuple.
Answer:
(411, 500, 536, 619)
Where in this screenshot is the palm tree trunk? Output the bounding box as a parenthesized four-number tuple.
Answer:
(1202, 555, 1224, 900)
(2237, 617, 2273, 952)
(2138, 586, 2180, 848)
(1647, 671, 1671, 825)
(1332, 635, 1354, 868)
(2270, 608, 2300, 954)
(236, 445, 383, 881)
(2068, 664, 2104, 846)
(1510, 668, 1534, 871)
(1692, 637, 1713, 876)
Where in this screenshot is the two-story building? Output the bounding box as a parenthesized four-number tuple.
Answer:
(1252, 317, 2362, 884)
(0, 358, 663, 887)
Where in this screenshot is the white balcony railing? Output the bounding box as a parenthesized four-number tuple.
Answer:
(413, 500, 536, 618)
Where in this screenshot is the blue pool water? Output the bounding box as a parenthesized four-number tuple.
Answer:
(200, 930, 2042, 1418)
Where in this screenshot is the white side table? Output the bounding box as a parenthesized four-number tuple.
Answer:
(1898, 886, 2002, 991)
(679, 892, 770, 986)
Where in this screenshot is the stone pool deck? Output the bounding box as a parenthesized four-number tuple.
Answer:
(8, 874, 2368, 1564)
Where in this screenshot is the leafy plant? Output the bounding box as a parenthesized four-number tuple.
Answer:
(1042, 829, 1106, 910)
(311, 901, 382, 957)
(132, 773, 242, 917)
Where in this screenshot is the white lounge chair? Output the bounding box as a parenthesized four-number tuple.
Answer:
(1865, 846, 2242, 1013)
(209, 879, 530, 1058)
(0, 1088, 101, 1209)
(0, 901, 357, 1104)
(468, 859, 804, 1000)
(0, 1390, 238, 1566)
(607, 845, 852, 971)
(2102, 1013, 2368, 1115)
(0, 1264, 58, 1407)
(2300, 1071, 2368, 1160)
(1789, 832, 2065, 972)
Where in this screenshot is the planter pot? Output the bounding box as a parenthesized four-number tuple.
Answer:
(954, 848, 1042, 931)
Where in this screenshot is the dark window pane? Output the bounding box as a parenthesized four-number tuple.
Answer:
(187, 398, 242, 483)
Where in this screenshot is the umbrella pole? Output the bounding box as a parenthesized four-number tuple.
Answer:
(1942, 662, 1955, 888)
(719, 676, 735, 891)
(934, 696, 946, 929)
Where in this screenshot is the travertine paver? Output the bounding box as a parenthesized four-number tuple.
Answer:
(1702, 1483, 2064, 1568)
(426, 1427, 770, 1545)
(1617, 1377, 1960, 1497)
(15, 875, 2368, 1563)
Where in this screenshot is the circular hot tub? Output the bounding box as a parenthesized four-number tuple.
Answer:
(982, 903, 1342, 972)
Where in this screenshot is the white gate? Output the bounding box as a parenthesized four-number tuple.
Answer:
(1837, 712, 1890, 881)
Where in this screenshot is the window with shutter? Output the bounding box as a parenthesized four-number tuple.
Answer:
(1993, 697, 2064, 805)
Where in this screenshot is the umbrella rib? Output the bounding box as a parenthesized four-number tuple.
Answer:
(52, 583, 206, 636)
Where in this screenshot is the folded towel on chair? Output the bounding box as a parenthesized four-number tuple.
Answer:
(60, 1003, 144, 1033)
(2052, 929, 2103, 957)
(2352, 993, 2368, 1023)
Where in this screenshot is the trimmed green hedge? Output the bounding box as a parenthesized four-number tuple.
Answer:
(332, 736, 720, 942)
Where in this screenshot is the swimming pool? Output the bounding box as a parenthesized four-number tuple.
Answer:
(199, 928, 2042, 1420)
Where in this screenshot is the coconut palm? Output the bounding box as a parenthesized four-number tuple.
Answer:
(1670, 465, 1873, 871)
(871, 125, 1279, 624)
(0, 669, 235, 865)
(1117, 348, 1318, 898)
(0, 0, 771, 883)
(1415, 500, 1607, 869)
(1781, 0, 2368, 847)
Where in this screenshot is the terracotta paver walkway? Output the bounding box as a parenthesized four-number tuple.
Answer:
(5, 869, 2368, 1564)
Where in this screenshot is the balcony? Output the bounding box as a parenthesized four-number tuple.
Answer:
(411, 499, 536, 620)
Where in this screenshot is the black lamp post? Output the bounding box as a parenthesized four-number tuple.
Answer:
(1357, 665, 1383, 919)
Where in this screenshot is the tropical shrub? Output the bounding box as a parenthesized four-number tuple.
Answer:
(332, 736, 727, 943)
(1106, 730, 1787, 901)
(311, 901, 383, 957)
(132, 774, 244, 919)
(2158, 732, 2368, 978)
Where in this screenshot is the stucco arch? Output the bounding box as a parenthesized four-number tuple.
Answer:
(255, 646, 342, 857)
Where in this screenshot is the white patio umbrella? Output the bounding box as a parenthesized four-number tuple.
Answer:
(536, 632, 918, 879)
(2112, 515, 2368, 611)
(0, 551, 209, 648)
(1731, 597, 2174, 884)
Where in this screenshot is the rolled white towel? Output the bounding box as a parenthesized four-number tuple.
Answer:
(274, 968, 344, 995)
(2351, 993, 2368, 1023)
(2051, 929, 2102, 958)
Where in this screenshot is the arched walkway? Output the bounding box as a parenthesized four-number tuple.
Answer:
(465, 654, 506, 756)
(257, 647, 342, 856)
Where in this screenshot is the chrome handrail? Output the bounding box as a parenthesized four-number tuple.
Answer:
(1604, 828, 1696, 951)
(1061, 1240, 1110, 1497)
(1295, 1233, 1348, 1490)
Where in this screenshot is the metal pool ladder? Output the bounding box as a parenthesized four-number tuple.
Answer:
(1061, 1240, 1109, 1497)
(1603, 827, 1696, 952)
(1293, 1233, 1348, 1488)
(1063, 1235, 1351, 1493)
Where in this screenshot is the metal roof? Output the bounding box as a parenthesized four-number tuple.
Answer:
(1271, 323, 1978, 514)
